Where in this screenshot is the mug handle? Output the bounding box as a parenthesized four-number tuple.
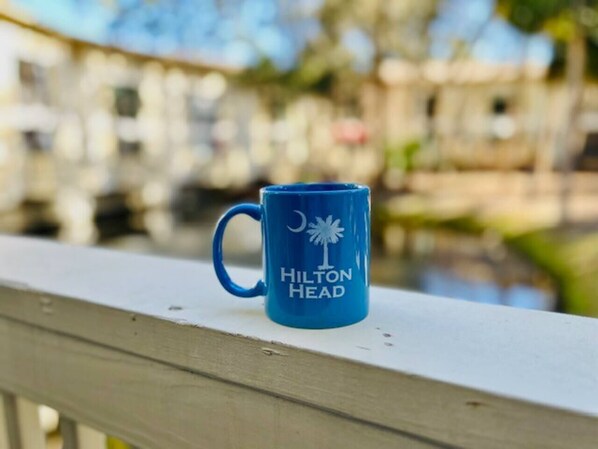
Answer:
(212, 203, 266, 297)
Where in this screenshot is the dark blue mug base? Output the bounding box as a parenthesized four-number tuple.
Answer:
(266, 308, 368, 329)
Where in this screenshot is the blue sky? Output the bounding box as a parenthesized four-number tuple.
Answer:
(11, 0, 553, 69)
(430, 0, 552, 64)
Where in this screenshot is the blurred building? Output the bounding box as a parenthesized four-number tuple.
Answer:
(372, 59, 598, 175)
(0, 3, 598, 240)
(0, 4, 381, 216)
(0, 4, 267, 241)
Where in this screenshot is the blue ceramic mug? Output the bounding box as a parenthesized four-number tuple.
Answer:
(213, 183, 370, 329)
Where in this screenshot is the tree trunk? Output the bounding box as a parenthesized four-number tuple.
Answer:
(319, 242, 332, 270)
(557, 12, 586, 226)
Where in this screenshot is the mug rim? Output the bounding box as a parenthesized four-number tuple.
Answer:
(261, 182, 369, 195)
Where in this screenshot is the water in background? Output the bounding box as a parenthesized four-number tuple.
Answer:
(101, 201, 558, 312)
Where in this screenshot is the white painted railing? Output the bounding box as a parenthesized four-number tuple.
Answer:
(0, 235, 596, 449)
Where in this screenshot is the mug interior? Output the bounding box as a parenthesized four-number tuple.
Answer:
(261, 183, 367, 195)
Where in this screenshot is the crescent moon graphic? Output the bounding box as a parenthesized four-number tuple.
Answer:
(287, 210, 307, 233)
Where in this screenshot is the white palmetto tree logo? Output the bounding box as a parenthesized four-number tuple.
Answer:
(307, 215, 344, 270)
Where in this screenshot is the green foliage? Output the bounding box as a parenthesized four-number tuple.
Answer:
(236, 55, 349, 98)
(385, 139, 422, 172)
(506, 230, 598, 317)
(497, 0, 574, 35)
(497, 0, 598, 37)
(498, 0, 598, 77)
(240, 0, 439, 98)
(378, 202, 598, 317)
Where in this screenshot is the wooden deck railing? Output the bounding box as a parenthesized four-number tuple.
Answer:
(0, 235, 596, 449)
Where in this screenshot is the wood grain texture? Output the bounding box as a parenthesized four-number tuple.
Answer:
(0, 398, 7, 449)
(0, 317, 435, 449)
(15, 398, 45, 449)
(0, 393, 18, 449)
(0, 394, 45, 449)
(0, 236, 596, 448)
(60, 419, 108, 449)
(60, 417, 78, 449)
(77, 425, 106, 449)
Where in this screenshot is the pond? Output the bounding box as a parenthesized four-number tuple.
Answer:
(372, 224, 557, 311)
(101, 202, 558, 313)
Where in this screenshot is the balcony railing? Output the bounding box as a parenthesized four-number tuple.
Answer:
(0, 235, 596, 449)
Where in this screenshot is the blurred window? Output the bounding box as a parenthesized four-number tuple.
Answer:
(271, 100, 285, 119)
(118, 139, 142, 156)
(426, 95, 437, 118)
(19, 61, 50, 104)
(188, 95, 218, 146)
(492, 97, 509, 115)
(579, 132, 598, 171)
(583, 133, 598, 156)
(343, 98, 361, 117)
(22, 131, 53, 152)
(114, 87, 141, 117)
(188, 96, 217, 121)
